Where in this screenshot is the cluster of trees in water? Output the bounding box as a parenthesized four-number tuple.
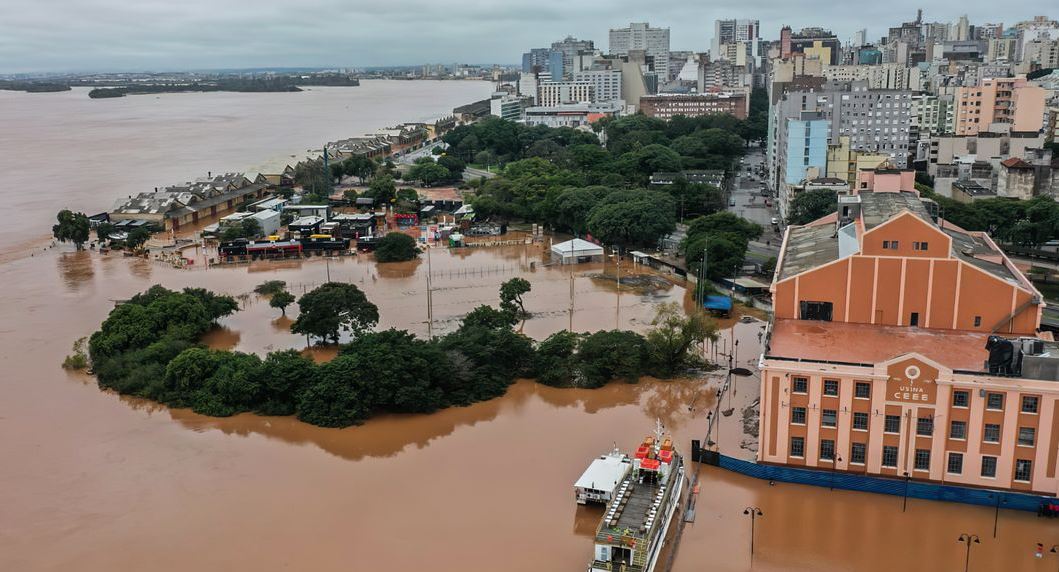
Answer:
(84, 282, 716, 428)
(441, 112, 761, 270)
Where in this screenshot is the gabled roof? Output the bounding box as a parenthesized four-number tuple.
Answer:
(1000, 157, 1032, 169)
(776, 190, 1022, 285)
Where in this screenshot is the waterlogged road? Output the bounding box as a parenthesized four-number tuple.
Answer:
(1, 246, 1055, 571)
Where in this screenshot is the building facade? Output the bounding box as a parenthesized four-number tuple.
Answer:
(537, 81, 594, 107)
(639, 92, 748, 119)
(953, 76, 1047, 135)
(573, 70, 623, 104)
(713, 19, 760, 66)
(760, 169, 1059, 495)
(609, 22, 671, 77)
(550, 36, 595, 79)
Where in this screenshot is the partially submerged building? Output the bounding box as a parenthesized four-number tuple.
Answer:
(110, 173, 269, 232)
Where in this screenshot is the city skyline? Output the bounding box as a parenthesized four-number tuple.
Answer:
(1, 0, 1053, 74)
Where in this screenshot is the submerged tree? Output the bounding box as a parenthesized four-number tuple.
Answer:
(644, 303, 718, 377)
(269, 290, 296, 315)
(499, 277, 531, 318)
(291, 282, 379, 343)
(373, 233, 419, 263)
(52, 209, 91, 250)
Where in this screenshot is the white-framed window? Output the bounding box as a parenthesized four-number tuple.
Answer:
(947, 452, 963, 474)
(1014, 459, 1033, 482)
(882, 446, 898, 468)
(914, 449, 931, 471)
(981, 456, 997, 478)
(1018, 427, 1036, 447)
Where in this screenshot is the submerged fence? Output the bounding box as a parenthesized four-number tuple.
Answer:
(692, 444, 1052, 513)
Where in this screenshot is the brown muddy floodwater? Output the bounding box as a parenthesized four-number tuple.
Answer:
(2, 245, 1057, 571)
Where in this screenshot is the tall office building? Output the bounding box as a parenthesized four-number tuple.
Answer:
(853, 29, 867, 48)
(550, 36, 595, 79)
(713, 19, 760, 64)
(609, 22, 671, 77)
(522, 48, 564, 79)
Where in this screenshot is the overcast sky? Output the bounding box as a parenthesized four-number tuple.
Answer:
(0, 0, 1051, 74)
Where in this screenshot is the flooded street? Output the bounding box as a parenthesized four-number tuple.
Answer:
(2, 246, 1057, 571)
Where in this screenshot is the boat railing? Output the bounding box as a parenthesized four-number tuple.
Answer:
(590, 559, 645, 572)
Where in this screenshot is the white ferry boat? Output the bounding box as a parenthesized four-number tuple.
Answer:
(584, 422, 685, 572)
(575, 447, 633, 505)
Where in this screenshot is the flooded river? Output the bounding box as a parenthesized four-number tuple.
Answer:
(0, 80, 491, 263)
(2, 246, 1055, 571)
(1, 83, 1057, 571)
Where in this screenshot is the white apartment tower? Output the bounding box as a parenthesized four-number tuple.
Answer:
(609, 22, 671, 76)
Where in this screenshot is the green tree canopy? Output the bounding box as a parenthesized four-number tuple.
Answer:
(499, 277, 531, 318)
(365, 175, 397, 205)
(645, 303, 717, 376)
(787, 189, 838, 226)
(586, 190, 676, 250)
(577, 330, 648, 388)
(52, 209, 91, 249)
(291, 282, 379, 343)
(374, 232, 419, 263)
(269, 290, 296, 315)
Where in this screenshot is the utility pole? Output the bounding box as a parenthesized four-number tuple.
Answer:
(615, 247, 621, 329)
(426, 244, 434, 339)
(569, 273, 575, 331)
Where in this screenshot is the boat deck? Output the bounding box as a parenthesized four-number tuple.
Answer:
(596, 470, 675, 543)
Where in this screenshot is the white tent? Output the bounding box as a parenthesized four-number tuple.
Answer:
(551, 238, 605, 265)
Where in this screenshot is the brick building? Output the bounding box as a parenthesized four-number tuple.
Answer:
(638, 92, 748, 120)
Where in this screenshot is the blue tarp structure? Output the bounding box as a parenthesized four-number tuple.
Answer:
(703, 295, 733, 315)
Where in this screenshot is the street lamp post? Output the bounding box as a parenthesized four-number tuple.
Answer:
(902, 472, 911, 512)
(830, 455, 843, 491)
(992, 493, 1007, 539)
(957, 533, 980, 572)
(743, 506, 763, 562)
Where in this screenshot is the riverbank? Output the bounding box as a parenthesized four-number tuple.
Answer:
(0, 80, 493, 264)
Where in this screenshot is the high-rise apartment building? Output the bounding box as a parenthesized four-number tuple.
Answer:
(768, 82, 915, 216)
(823, 63, 924, 91)
(609, 22, 671, 77)
(953, 76, 1047, 135)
